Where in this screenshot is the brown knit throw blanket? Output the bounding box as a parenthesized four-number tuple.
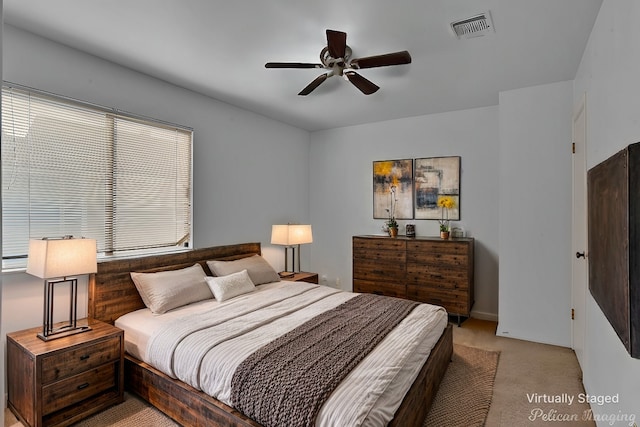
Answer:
(230, 293, 419, 427)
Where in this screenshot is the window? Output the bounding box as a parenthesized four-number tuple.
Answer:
(1, 85, 192, 270)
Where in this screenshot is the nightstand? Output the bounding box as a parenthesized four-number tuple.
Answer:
(7, 318, 124, 427)
(284, 272, 319, 284)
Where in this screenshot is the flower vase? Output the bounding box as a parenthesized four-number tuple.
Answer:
(389, 227, 398, 238)
(440, 231, 450, 239)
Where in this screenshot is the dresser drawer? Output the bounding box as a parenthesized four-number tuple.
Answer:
(353, 259, 405, 281)
(407, 251, 470, 269)
(354, 279, 406, 298)
(353, 246, 406, 263)
(407, 285, 469, 314)
(42, 363, 117, 415)
(406, 264, 468, 287)
(354, 237, 406, 251)
(42, 337, 121, 383)
(407, 240, 469, 255)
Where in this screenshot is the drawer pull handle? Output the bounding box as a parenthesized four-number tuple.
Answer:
(77, 382, 90, 390)
(80, 355, 90, 361)
(372, 270, 384, 274)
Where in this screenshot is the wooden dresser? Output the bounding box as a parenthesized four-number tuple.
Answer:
(7, 319, 124, 427)
(353, 235, 474, 322)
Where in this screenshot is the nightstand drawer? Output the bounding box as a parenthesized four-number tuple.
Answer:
(42, 363, 116, 416)
(42, 337, 121, 383)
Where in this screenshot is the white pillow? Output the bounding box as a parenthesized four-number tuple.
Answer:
(207, 255, 280, 285)
(130, 263, 213, 314)
(205, 269, 256, 302)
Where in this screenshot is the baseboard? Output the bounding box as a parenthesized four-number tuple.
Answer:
(470, 310, 498, 322)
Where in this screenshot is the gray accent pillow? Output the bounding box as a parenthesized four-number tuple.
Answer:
(207, 255, 280, 285)
(205, 269, 256, 302)
(130, 263, 213, 314)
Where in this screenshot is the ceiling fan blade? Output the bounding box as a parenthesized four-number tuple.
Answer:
(344, 71, 379, 95)
(326, 29, 347, 59)
(298, 73, 329, 96)
(265, 62, 324, 69)
(350, 51, 412, 69)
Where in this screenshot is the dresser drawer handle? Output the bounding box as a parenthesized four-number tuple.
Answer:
(77, 382, 90, 390)
(372, 270, 384, 275)
(80, 355, 90, 361)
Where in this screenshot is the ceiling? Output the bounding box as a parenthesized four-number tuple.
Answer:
(3, 0, 603, 131)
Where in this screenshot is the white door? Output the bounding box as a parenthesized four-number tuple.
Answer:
(571, 94, 588, 366)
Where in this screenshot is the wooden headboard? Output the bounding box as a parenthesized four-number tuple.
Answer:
(88, 242, 262, 324)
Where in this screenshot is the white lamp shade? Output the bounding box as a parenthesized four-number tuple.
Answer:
(271, 224, 313, 246)
(271, 225, 290, 245)
(26, 238, 97, 279)
(289, 224, 313, 245)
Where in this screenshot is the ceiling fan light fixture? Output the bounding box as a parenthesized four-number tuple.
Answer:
(450, 11, 494, 39)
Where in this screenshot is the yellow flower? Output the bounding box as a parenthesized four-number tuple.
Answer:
(437, 196, 456, 210)
(374, 161, 393, 176)
(438, 196, 455, 232)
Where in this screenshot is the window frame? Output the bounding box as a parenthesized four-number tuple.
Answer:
(1, 82, 194, 271)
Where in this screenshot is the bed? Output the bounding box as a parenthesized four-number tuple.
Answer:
(88, 242, 453, 427)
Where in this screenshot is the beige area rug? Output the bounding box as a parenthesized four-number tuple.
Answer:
(73, 397, 180, 427)
(6, 395, 179, 427)
(7, 344, 499, 427)
(425, 344, 500, 427)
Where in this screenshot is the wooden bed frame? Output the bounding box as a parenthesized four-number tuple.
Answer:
(88, 242, 453, 427)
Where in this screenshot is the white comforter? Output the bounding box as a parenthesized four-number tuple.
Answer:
(116, 281, 447, 427)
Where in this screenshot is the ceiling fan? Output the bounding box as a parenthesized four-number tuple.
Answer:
(265, 29, 412, 96)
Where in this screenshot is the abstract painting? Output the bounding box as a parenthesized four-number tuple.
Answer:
(414, 156, 460, 220)
(373, 159, 413, 219)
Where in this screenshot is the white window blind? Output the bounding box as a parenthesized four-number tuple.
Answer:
(1, 85, 192, 270)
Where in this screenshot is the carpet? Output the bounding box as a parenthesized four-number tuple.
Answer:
(7, 344, 499, 427)
(424, 344, 500, 427)
(73, 397, 180, 427)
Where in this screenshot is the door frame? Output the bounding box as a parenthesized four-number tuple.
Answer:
(571, 93, 588, 366)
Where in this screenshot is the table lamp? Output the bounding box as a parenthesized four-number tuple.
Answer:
(26, 236, 97, 341)
(271, 224, 313, 276)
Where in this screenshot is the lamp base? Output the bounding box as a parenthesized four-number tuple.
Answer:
(38, 324, 92, 342)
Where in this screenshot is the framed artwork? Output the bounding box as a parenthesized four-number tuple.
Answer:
(373, 159, 414, 219)
(414, 156, 460, 220)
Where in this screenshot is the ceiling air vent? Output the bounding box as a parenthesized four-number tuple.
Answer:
(450, 12, 494, 39)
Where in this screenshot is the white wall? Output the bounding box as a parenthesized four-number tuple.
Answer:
(496, 81, 574, 347)
(1, 24, 311, 395)
(573, 0, 640, 422)
(309, 106, 500, 319)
